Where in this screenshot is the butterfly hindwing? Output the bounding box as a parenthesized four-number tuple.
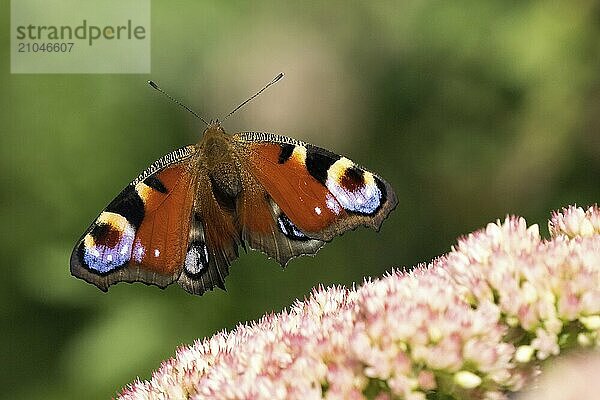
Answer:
(176, 171, 241, 295)
(235, 168, 325, 265)
(70, 146, 197, 291)
(233, 132, 398, 243)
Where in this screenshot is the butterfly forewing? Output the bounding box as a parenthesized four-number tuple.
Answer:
(70, 146, 197, 291)
(233, 132, 398, 242)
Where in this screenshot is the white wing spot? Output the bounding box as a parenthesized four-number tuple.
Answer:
(132, 240, 145, 263)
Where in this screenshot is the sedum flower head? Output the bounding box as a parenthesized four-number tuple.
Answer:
(549, 205, 600, 238)
(118, 205, 600, 400)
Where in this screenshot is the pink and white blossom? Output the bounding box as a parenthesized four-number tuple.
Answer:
(119, 205, 600, 400)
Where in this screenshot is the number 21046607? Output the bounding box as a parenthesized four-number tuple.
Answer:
(17, 42, 74, 52)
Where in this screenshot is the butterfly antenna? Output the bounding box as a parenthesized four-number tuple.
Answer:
(148, 80, 209, 126)
(223, 72, 284, 121)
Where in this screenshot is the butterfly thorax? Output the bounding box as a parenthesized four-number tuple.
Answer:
(198, 122, 242, 200)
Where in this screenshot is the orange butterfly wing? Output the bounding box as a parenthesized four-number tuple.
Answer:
(234, 132, 397, 242)
(70, 147, 197, 291)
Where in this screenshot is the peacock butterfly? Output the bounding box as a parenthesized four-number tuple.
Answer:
(70, 74, 398, 295)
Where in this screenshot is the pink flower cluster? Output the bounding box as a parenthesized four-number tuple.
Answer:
(119, 205, 600, 400)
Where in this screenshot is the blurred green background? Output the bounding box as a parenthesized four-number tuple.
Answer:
(2, 1, 600, 399)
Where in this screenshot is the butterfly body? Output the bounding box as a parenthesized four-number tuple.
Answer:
(71, 120, 397, 295)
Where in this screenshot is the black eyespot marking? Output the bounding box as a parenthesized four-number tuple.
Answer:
(89, 222, 109, 240)
(340, 167, 365, 192)
(105, 186, 145, 229)
(277, 213, 310, 241)
(278, 143, 295, 164)
(89, 223, 121, 247)
(305, 146, 339, 185)
(144, 175, 168, 193)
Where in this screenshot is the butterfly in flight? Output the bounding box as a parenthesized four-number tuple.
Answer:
(70, 73, 398, 295)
